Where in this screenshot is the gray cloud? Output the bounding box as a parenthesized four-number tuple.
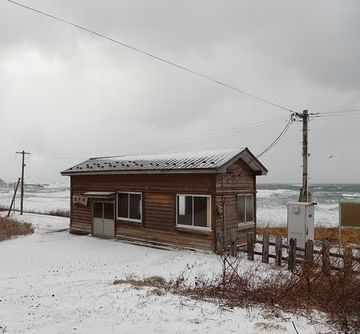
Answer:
(0, 0, 359, 184)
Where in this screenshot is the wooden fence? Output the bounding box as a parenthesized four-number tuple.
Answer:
(233, 232, 360, 273)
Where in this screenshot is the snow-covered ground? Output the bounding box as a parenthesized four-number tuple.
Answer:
(0, 213, 332, 334)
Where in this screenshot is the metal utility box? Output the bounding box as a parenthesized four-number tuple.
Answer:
(287, 202, 316, 249)
(339, 197, 360, 229)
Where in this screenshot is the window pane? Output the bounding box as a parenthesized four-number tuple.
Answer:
(194, 197, 209, 227)
(246, 195, 254, 222)
(177, 195, 192, 225)
(118, 193, 128, 218)
(93, 202, 102, 218)
(178, 195, 186, 215)
(104, 203, 114, 220)
(238, 196, 245, 223)
(129, 194, 141, 220)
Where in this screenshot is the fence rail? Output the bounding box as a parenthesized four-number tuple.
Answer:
(235, 232, 360, 273)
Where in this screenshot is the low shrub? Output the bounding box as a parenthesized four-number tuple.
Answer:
(171, 255, 360, 332)
(0, 217, 34, 241)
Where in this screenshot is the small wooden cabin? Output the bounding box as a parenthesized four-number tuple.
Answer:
(61, 148, 267, 252)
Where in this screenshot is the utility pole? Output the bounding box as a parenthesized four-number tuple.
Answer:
(292, 110, 310, 202)
(16, 150, 30, 215)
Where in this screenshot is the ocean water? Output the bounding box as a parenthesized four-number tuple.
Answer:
(257, 183, 360, 227)
(0, 183, 69, 213)
(1, 183, 359, 227)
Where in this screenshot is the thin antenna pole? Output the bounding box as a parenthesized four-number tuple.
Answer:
(15, 150, 30, 215)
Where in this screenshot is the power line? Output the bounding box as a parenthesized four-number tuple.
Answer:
(320, 109, 360, 115)
(315, 109, 360, 119)
(31, 116, 287, 160)
(315, 110, 360, 118)
(7, 0, 293, 114)
(125, 118, 287, 155)
(256, 117, 294, 158)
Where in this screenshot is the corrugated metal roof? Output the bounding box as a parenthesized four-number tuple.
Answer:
(61, 148, 267, 175)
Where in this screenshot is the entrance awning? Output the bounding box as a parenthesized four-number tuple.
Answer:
(83, 192, 116, 199)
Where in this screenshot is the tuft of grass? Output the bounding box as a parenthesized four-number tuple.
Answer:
(0, 217, 34, 241)
(257, 226, 360, 245)
(113, 275, 168, 289)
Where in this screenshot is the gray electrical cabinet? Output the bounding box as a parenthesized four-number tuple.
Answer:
(287, 202, 316, 249)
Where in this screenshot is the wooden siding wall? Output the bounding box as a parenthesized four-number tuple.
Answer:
(70, 173, 215, 250)
(71, 175, 92, 233)
(215, 159, 257, 251)
(71, 202, 92, 233)
(143, 193, 174, 230)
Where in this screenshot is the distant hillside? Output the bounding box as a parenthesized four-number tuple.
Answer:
(0, 178, 6, 186)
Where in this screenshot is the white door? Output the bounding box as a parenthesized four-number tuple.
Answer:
(93, 202, 115, 238)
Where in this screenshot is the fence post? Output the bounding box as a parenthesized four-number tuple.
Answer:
(262, 234, 269, 264)
(230, 229, 237, 257)
(305, 240, 314, 264)
(217, 231, 224, 254)
(288, 238, 297, 271)
(247, 232, 254, 261)
(343, 247, 352, 281)
(322, 241, 330, 274)
(275, 236, 282, 266)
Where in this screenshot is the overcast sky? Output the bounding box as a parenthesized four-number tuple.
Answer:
(0, 0, 359, 184)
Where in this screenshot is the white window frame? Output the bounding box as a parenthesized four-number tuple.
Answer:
(116, 192, 142, 223)
(237, 194, 255, 226)
(176, 194, 212, 231)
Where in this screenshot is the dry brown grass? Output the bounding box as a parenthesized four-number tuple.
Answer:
(113, 275, 168, 289)
(257, 226, 360, 245)
(113, 257, 360, 331)
(113, 275, 168, 296)
(0, 216, 34, 241)
(0, 205, 69, 218)
(172, 255, 360, 332)
(112, 259, 360, 331)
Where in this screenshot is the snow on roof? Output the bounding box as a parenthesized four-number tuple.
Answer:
(61, 148, 267, 175)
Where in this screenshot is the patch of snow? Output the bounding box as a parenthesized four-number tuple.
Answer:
(0, 213, 332, 333)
